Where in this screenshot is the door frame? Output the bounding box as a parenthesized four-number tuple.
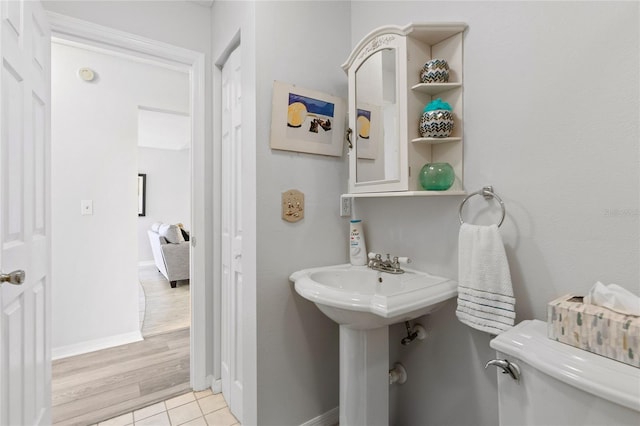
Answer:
(45, 12, 209, 390)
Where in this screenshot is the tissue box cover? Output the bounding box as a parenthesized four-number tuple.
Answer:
(547, 294, 640, 368)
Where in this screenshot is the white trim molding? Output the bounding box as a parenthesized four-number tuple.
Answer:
(299, 407, 339, 426)
(46, 12, 200, 68)
(52, 331, 143, 361)
(47, 11, 209, 391)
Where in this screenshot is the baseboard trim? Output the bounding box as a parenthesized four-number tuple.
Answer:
(138, 260, 155, 267)
(52, 330, 144, 360)
(211, 378, 222, 394)
(300, 407, 339, 426)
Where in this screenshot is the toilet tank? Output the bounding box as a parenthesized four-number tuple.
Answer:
(490, 320, 640, 426)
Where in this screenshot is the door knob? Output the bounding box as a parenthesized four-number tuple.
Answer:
(1, 270, 25, 285)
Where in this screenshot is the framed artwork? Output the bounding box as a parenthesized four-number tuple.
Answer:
(270, 81, 346, 157)
(138, 174, 146, 217)
(355, 103, 381, 160)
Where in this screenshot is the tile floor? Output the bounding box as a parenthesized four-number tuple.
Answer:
(96, 389, 239, 426)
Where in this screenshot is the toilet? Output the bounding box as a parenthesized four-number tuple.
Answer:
(489, 320, 640, 426)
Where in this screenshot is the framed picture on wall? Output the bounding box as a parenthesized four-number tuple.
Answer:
(270, 81, 346, 157)
(138, 174, 146, 216)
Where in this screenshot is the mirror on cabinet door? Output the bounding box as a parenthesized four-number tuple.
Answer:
(355, 48, 399, 185)
(344, 29, 409, 194)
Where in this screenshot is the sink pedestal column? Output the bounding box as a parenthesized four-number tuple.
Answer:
(339, 325, 389, 425)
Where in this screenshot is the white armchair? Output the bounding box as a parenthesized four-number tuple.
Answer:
(148, 222, 190, 288)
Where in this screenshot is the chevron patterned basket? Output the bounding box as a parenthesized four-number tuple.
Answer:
(419, 110, 454, 138)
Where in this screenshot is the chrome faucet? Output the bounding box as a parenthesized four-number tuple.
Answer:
(367, 252, 410, 274)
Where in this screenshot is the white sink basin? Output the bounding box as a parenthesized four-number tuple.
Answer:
(289, 264, 458, 329)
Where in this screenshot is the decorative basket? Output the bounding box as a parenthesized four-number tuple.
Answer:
(419, 110, 454, 138)
(420, 59, 449, 83)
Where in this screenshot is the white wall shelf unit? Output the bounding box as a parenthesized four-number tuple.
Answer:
(411, 137, 462, 144)
(411, 82, 461, 95)
(406, 22, 466, 193)
(343, 22, 467, 198)
(341, 190, 467, 199)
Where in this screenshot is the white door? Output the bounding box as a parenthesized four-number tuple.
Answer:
(0, 0, 51, 424)
(221, 45, 243, 421)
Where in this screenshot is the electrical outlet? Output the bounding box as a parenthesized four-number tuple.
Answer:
(340, 196, 352, 217)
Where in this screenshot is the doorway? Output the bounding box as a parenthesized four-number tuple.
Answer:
(46, 12, 208, 424)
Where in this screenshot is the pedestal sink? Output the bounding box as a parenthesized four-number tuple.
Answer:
(289, 264, 458, 426)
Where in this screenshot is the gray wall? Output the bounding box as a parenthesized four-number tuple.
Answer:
(213, 3, 351, 423)
(351, 2, 639, 425)
(253, 2, 351, 424)
(217, 1, 639, 425)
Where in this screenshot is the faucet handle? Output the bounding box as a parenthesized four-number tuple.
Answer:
(368, 252, 382, 260)
(390, 256, 411, 268)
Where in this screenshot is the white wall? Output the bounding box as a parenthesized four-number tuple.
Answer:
(138, 147, 191, 263)
(349, 2, 639, 425)
(44, 1, 211, 55)
(44, 0, 215, 373)
(51, 42, 189, 355)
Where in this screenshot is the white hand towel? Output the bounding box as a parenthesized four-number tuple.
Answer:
(456, 223, 515, 334)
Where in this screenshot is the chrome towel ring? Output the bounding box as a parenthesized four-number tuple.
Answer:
(459, 186, 506, 227)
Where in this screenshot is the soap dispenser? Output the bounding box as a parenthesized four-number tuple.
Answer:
(349, 219, 367, 266)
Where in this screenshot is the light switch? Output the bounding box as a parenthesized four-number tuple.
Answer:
(81, 200, 93, 215)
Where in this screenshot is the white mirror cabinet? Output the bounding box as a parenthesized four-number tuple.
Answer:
(342, 22, 467, 197)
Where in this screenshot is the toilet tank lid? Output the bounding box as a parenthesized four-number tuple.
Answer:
(490, 320, 640, 413)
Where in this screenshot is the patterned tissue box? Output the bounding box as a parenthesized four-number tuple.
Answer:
(548, 294, 640, 368)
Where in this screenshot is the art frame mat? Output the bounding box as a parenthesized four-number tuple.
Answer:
(270, 80, 346, 157)
(355, 102, 381, 160)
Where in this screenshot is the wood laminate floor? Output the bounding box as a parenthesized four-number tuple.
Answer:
(138, 265, 190, 337)
(52, 328, 191, 426)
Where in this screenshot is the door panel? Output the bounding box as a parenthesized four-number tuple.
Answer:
(0, 0, 51, 424)
(221, 44, 243, 422)
(2, 61, 24, 244)
(33, 93, 46, 235)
